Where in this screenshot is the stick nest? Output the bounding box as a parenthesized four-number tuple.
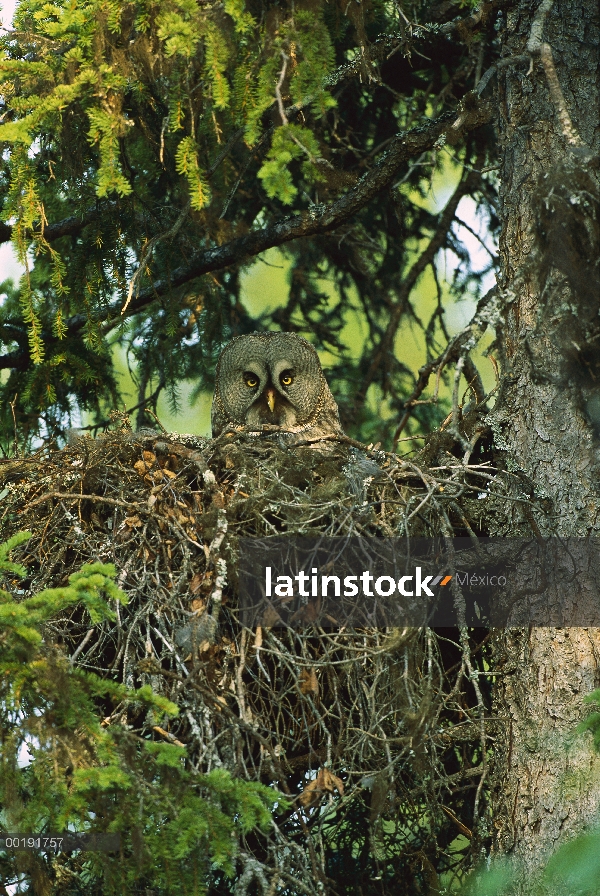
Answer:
(0, 426, 501, 894)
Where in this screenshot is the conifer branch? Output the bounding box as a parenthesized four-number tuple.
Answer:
(0, 349, 28, 370)
(95, 102, 491, 326)
(1, 98, 492, 372)
(0, 3, 507, 249)
(0, 204, 116, 246)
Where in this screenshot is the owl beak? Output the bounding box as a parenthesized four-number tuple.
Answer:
(266, 388, 276, 413)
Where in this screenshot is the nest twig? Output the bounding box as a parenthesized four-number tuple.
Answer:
(0, 427, 505, 893)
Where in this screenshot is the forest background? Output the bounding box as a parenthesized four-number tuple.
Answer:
(0, 0, 499, 449)
(1, 0, 600, 895)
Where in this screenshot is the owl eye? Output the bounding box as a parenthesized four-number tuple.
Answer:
(280, 372, 294, 387)
(244, 373, 259, 388)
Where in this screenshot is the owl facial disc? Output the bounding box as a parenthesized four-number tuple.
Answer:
(211, 332, 345, 445)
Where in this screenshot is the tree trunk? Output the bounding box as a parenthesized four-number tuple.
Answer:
(491, 0, 600, 881)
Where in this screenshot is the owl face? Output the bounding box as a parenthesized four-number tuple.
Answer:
(211, 333, 344, 441)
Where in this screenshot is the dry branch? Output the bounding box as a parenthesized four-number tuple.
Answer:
(0, 426, 504, 891)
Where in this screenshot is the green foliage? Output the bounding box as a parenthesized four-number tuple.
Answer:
(0, 531, 31, 583)
(0, 534, 284, 894)
(0, 0, 498, 450)
(176, 135, 212, 210)
(87, 107, 134, 198)
(462, 860, 517, 896)
(244, 7, 336, 146)
(463, 831, 600, 896)
(540, 830, 600, 894)
(258, 123, 325, 204)
(577, 689, 600, 750)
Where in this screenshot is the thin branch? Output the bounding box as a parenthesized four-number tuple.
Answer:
(454, 215, 497, 259)
(0, 203, 116, 247)
(392, 285, 496, 446)
(353, 157, 486, 414)
(525, 0, 555, 54)
(526, 0, 582, 146)
(475, 53, 529, 96)
(439, 0, 511, 36)
(122, 201, 190, 315)
(2, 100, 492, 371)
(26, 492, 147, 509)
(538, 42, 582, 146)
(101, 103, 490, 325)
(70, 627, 94, 664)
(275, 52, 289, 126)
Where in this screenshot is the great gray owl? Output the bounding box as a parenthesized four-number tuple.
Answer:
(211, 333, 345, 444)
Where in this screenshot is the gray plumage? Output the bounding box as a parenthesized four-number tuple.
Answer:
(211, 333, 345, 445)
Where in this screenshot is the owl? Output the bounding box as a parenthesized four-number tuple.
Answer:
(211, 333, 345, 444)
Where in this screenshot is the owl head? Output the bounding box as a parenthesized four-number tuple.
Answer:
(211, 332, 344, 442)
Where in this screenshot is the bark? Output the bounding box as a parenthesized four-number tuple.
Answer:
(491, 0, 600, 882)
(0, 203, 115, 246)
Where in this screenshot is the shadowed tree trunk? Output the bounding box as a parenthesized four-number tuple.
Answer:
(491, 0, 600, 880)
